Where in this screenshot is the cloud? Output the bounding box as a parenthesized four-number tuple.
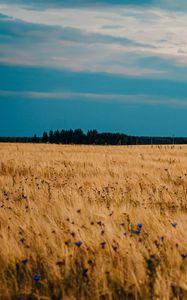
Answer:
(0, 12, 58, 39)
(1, 89, 187, 110)
(1, 5, 187, 79)
(0, 11, 158, 77)
(0, 0, 187, 86)
(2, 0, 187, 12)
(59, 27, 154, 48)
(0, 0, 155, 9)
(1, 64, 187, 103)
(0, 11, 151, 47)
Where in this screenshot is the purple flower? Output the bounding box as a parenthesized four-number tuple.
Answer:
(32, 275, 41, 282)
(171, 222, 177, 228)
(180, 254, 187, 259)
(97, 221, 103, 226)
(21, 259, 28, 265)
(75, 241, 82, 247)
(101, 241, 106, 249)
(82, 268, 88, 277)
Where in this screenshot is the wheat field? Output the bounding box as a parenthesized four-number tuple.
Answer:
(0, 143, 187, 300)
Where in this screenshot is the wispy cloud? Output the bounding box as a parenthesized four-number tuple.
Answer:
(0, 4, 187, 79)
(1, 89, 187, 109)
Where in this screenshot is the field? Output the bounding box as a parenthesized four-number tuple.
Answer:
(0, 143, 187, 300)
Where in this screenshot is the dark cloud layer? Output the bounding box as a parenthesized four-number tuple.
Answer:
(1, 64, 187, 99)
(0, 0, 154, 8)
(0, 13, 152, 50)
(0, 13, 57, 40)
(1, 0, 187, 10)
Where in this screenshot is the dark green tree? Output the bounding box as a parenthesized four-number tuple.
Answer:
(49, 130, 54, 143)
(32, 134, 39, 143)
(42, 132, 49, 143)
(87, 129, 98, 144)
(53, 130, 60, 144)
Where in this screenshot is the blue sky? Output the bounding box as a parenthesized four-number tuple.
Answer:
(1, 0, 187, 136)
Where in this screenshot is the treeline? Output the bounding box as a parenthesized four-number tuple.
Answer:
(0, 137, 33, 143)
(41, 129, 130, 145)
(41, 130, 187, 145)
(1, 129, 187, 145)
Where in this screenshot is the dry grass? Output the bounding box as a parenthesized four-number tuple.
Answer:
(0, 143, 187, 300)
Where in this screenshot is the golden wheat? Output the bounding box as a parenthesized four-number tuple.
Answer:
(0, 143, 187, 300)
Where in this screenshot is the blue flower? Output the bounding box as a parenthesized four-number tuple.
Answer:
(32, 275, 41, 282)
(134, 229, 141, 235)
(137, 224, 143, 229)
(171, 222, 177, 228)
(75, 241, 82, 247)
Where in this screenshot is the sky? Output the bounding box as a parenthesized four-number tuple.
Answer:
(1, 0, 187, 136)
